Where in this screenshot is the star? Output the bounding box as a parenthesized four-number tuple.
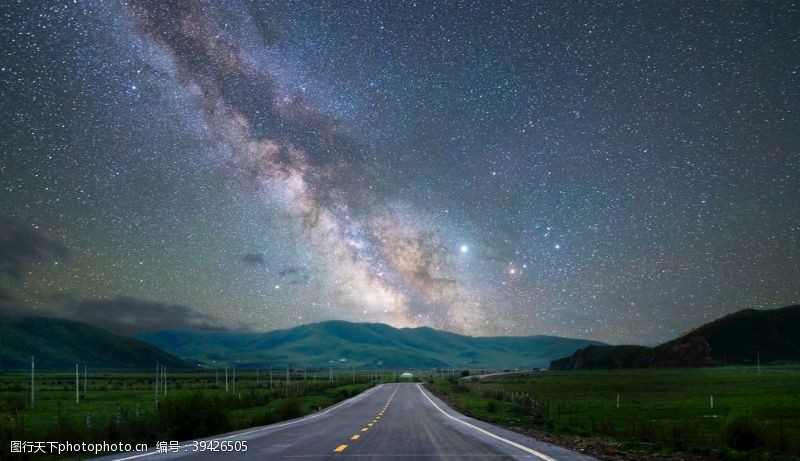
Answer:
(0, 0, 795, 344)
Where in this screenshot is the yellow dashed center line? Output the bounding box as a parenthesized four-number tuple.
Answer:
(332, 385, 400, 453)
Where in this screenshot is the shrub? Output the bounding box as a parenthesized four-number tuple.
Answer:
(3, 395, 25, 413)
(0, 415, 26, 461)
(250, 410, 275, 427)
(486, 400, 498, 413)
(275, 398, 302, 421)
(156, 392, 230, 440)
(721, 413, 765, 452)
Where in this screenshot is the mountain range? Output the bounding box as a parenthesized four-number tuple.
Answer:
(136, 320, 603, 369)
(4, 306, 797, 372)
(550, 305, 800, 369)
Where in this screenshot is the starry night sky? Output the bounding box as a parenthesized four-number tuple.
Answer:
(1, 0, 798, 344)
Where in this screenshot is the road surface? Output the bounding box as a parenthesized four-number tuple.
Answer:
(99, 383, 596, 461)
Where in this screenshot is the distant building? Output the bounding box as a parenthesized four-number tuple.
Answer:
(399, 372, 413, 379)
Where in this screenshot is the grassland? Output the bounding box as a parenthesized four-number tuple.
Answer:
(427, 366, 800, 460)
(0, 369, 379, 459)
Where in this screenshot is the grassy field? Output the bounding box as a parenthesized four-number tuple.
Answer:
(0, 369, 379, 459)
(428, 366, 800, 459)
(5, 367, 799, 459)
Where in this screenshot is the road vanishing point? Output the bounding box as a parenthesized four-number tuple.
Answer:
(98, 383, 597, 461)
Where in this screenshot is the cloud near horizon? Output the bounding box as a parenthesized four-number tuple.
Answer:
(242, 252, 266, 266)
(61, 296, 230, 334)
(1, 293, 237, 335)
(0, 220, 69, 280)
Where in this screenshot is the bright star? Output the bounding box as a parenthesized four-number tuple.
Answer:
(459, 245, 469, 253)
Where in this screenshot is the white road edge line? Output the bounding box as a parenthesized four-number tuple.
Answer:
(106, 384, 383, 460)
(416, 383, 558, 461)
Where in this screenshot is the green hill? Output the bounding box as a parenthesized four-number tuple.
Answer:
(136, 320, 602, 369)
(0, 317, 195, 371)
(551, 305, 800, 370)
(548, 344, 652, 370)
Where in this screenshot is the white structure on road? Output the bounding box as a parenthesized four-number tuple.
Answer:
(400, 372, 413, 379)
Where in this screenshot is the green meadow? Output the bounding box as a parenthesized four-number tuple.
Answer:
(0, 370, 377, 459)
(428, 366, 800, 459)
(4, 367, 799, 459)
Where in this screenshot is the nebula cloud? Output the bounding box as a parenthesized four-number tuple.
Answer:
(124, 0, 483, 332)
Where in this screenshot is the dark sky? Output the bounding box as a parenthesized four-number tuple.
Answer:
(1, 0, 798, 344)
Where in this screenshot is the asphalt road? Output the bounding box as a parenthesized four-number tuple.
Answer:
(99, 383, 596, 461)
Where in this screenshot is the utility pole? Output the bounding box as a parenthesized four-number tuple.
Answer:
(225, 366, 229, 392)
(84, 365, 87, 400)
(352, 366, 355, 383)
(233, 363, 236, 394)
(155, 361, 159, 409)
(76, 363, 79, 403)
(286, 365, 290, 385)
(163, 365, 167, 395)
(270, 367, 273, 388)
(214, 360, 218, 387)
(31, 356, 35, 409)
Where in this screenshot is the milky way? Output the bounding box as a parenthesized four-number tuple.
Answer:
(1, 1, 798, 343)
(121, 0, 486, 332)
